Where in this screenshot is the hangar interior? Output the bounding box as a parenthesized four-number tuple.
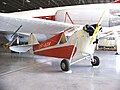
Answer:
(0, 0, 115, 13)
(0, 0, 120, 90)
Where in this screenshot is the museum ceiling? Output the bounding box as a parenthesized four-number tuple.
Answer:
(0, 0, 115, 13)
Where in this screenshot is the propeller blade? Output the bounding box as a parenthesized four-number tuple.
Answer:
(89, 11, 105, 45)
(97, 11, 105, 25)
(89, 24, 99, 44)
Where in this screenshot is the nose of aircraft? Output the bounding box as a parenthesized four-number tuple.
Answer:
(83, 24, 95, 36)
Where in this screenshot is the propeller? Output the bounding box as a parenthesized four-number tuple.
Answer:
(2, 25, 22, 49)
(89, 11, 105, 45)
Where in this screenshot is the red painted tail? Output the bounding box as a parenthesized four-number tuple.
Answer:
(33, 32, 63, 51)
(112, 0, 120, 3)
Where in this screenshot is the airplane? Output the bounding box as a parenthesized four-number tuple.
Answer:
(0, 0, 119, 46)
(0, 12, 74, 47)
(9, 17, 102, 71)
(9, 0, 120, 28)
(99, 25, 120, 55)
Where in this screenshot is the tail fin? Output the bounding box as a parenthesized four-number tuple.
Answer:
(112, 0, 120, 3)
(28, 33, 39, 45)
(33, 32, 65, 51)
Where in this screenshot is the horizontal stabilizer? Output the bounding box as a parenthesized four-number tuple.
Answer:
(10, 45, 32, 52)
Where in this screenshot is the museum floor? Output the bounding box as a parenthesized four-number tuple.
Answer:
(0, 47, 120, 90)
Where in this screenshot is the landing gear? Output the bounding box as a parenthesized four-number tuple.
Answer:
(91, 56, 100, 66)
(60, 56, 100, 71)
(115, 52, 119, 55)
(60, 59, 70, 71)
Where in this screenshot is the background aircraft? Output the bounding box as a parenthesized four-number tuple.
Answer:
(9, 0, 120, 27)
(99, 25, 120, 54)
(0, 13, 74, 46)
(0, 0, 120, 47)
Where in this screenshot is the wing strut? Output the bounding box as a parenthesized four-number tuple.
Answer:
(64, 12, 74, 24)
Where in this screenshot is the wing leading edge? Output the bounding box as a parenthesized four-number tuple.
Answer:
(0, 13, 74, 35)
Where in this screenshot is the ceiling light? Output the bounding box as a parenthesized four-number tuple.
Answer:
(1, 10, 5, 12)
(26, 0, 31, 3)
(18, 9, 21, 11)
(2, 2, 7, 5)
(39, 7, 43, 10)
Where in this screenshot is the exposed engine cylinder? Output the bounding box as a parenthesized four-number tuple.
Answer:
(83, 24, 102, 36)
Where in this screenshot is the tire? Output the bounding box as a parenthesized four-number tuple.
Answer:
(91, 56, 100, 66)
(115, 52, 119, 55)
(60, 59, 70, 71)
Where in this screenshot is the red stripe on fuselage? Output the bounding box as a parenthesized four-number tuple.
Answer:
(34, 45, 77, 59)
(33, 15, 55, 21)
(33, 32, 63, 51)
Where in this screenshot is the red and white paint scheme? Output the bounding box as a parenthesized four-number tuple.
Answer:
(10, 18, 102, 71)
(33, 32, 76, 59)
(113, 0, 120, 3)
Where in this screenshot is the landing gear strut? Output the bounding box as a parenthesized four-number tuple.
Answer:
(60, 55, 100, 71)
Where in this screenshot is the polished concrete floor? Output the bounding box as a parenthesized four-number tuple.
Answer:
(0, 47, 120, 90)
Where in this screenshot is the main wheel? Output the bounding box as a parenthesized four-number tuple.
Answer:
(115, 52, 119, 55)
(91, 56, 100, 66)
(60, 59, 70, 71)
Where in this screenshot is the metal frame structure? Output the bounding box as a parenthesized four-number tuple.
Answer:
(0, 0, 115, 13)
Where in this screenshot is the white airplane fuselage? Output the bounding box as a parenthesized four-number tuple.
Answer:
(3, 2, 120, 43)
(10, 3, 120, 27)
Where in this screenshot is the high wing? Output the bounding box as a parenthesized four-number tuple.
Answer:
(0, 13, 74, 35)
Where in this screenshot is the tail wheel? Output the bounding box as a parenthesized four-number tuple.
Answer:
(91, 56, 100, 66)
(60, 59, 70, 71)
